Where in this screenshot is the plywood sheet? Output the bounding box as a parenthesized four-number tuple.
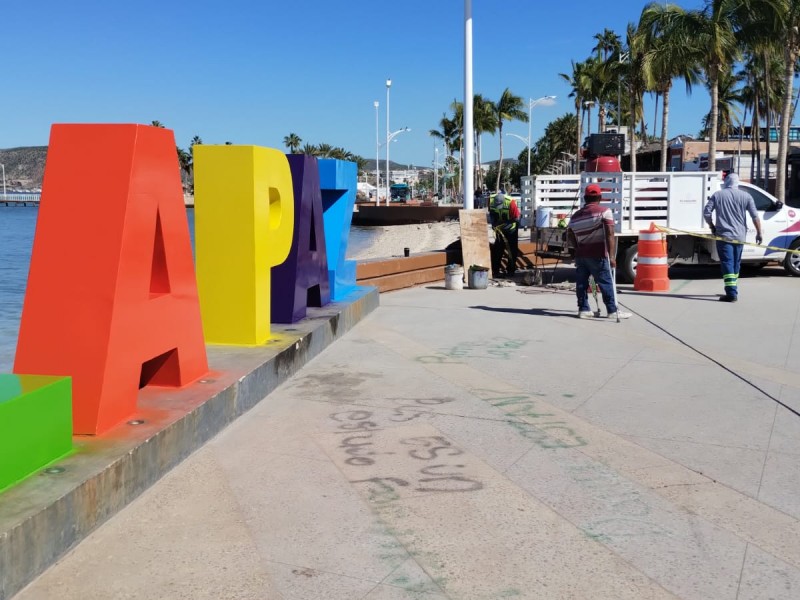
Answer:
(458, 209, 491, 272)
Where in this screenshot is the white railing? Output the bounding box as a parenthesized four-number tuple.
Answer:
(532, 172, 721, 234)
(0, 193, 41, 203)
(519, 176, 534, 228)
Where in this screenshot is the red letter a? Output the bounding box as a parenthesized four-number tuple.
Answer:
(14, 124, 209, 435)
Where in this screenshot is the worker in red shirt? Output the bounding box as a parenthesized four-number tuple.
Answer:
(567, 184, 630, 319)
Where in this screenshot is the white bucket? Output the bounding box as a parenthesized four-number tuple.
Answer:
(444, 264, 464, 290)
(535, 207, 552, 228)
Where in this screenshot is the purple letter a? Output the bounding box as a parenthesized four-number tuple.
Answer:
(271, 154, 330, 323)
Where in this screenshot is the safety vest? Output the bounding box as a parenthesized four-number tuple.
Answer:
(489, 197, 517, 230)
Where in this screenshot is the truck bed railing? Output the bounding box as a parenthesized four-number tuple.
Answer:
(532, 172, 720, 234)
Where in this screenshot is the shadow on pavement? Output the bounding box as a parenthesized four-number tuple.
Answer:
(470, 305, 576, 317)
(618, 290, 720, 301)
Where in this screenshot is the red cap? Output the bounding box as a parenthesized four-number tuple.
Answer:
(585, 184, 602, 197)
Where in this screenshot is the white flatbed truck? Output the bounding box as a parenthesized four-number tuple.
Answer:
(528, 171, 800, 283)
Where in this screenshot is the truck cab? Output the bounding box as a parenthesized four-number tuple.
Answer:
(723, 181, 799, 272)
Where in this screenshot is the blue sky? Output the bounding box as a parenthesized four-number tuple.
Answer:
(2, 0, 711, 168)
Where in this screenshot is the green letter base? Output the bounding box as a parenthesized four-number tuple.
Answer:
(0, 374, 72, 492)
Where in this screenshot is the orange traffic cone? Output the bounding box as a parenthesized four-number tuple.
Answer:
(634, 223, 670, 291)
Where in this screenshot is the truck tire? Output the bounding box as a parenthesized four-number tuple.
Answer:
(618, 243, 638, 284)
(783, 238, 800, 276)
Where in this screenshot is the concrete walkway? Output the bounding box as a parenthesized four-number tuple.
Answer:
(16, 266, 800, 599)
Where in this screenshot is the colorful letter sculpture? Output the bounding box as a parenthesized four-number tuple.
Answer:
(14, 124, 209, 435)
(271, 154, 331, 323)
(318, 159, 359, 300)
(193, 145, 295, 344)
(0, 374, 72, 491)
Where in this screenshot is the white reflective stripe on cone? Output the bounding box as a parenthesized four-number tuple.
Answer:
(638, 232, 663, 241)
(637, 256, 668, 265)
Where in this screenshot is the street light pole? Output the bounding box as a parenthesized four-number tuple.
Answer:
(508, 96, 556, 178)
(381, 127, 411, 203)
(463, 0, 475, 210)
(434, 146, 439, 200)
(506, 133, 530, 150)
(0, 164, 5, 200)
(385, 78, 392, 206)
(583, 100, 596, 137)
(527, 101, 533, 178)
(374, 101, 380, 205)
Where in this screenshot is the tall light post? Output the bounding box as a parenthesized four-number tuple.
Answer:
(463, 0, 474, 209)
(0, 164, 5, 200)
(583, 100, 596, 137)
(374, 101, 380, 204)
(526, 95, 556, 177)
(505, 132, 531, 176)
(385, 78, 392, 206)
(433, 146, 439, 200)
(560, 151, 575, 174)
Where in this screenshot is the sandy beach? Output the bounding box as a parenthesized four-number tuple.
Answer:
(347, 221, 466, 261)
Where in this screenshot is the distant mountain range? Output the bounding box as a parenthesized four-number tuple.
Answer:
(0, 147, 47, 189)
(0, 147, 434, 190)
(363, 159, 427, 171)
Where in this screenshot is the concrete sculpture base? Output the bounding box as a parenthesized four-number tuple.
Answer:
(0, 287, 378, 600)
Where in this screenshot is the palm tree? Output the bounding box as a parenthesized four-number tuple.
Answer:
(583, 55, 617, 134)
(735, 0, 797, 200)
(151, 120, 165, 128)
(775, 4, 800, 200)
(283, 133, 302, 153)
(450, 100, 465, 195)
(591, 30, 624, 134)
(430, 114, 460, 197)
(352, 155, 368, 175)
(739, 50, 785, 185)
(700, 68, 744, 141)
(301, 143, 317, 155)
(560, 61, 592, 170)
(313, 143, 333, 158)
(738, 54, 762, 183)
(528, 113, 578, 176)
(621, 22, 648, 174)
(593, 28, 622, 62)
(473, 94, 497, 189)
(492, 88, 528, 191)
(177, 148, 192, 191)
(640, 2, 702, 171)
(686, 0, 743, 172)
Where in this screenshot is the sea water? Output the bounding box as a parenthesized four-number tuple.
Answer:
(0, 208, 381, 372)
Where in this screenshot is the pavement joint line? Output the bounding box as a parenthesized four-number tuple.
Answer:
(568, 346, 644, 415)
(622, 432, 771, 455)
(627, 306, 800, 417)
(566, 297, 800, 388)
(734, 542, 751, 600)
(784, 301, 800, 370)
(364, 321, 800, 571)
(301, 395, 604, 429)
(756, 404, 780, 500)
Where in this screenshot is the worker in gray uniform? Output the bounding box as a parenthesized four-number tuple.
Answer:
(703, 173, 763, 302)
